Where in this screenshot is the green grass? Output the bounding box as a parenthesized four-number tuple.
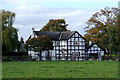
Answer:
(2, 61, 118, 78)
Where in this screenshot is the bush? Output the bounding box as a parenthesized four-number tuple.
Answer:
(2, 51, 31, 62)
(101, 55, 118, 61)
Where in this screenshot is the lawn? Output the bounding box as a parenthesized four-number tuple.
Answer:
(2, 61, 118, 78)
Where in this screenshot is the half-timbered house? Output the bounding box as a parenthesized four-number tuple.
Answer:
(86, 43, 105, 60)
(28, 31, 105, 61)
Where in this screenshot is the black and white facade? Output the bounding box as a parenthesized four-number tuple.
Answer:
(86, 43, 105, 60)
(29, 31, 105, 61)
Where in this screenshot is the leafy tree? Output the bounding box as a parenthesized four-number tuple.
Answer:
(40, 19, 68, 31)
(24, 35, 53, 61)
(84, 7, 118, 54)
(2, 10, 15, 31)
(1, 10, 20, 53)
(84, 7, 118, 42)
(107, 24, 119, 54)
(116, 12, 120, 55)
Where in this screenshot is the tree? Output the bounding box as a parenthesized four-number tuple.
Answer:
(84, 7, 118, 54)
(1, 10, 20, 53)
(40, 19, 68, 31)
(84, 7, 118, 42)
(107, 24, 119, 54)
(116, 12, 120, 55)
(24, 35, 53, 61)
(2, 10, 15, 31)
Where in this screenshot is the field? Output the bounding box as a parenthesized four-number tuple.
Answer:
(2, 61, 118, 78)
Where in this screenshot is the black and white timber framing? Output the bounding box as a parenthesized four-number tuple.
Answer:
(28, 31, 105, 61)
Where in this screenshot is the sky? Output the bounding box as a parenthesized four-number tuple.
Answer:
(1, 0, 119, 41)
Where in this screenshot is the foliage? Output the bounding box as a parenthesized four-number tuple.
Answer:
(101, 54, 119, 61)
(24, 35, 53, 60)
(116, 13, 120, 53)
(1, 10, 20, 53)
(84, 7, 118, 42)
(107, 25, 119, 54)
(84, 7, 119, 54)
(2, 10, 16, 31)
(2, 61, 118, 78)
(40, 19, 68, 31)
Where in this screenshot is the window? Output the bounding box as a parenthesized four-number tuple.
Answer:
(94, 47, 97, 50)
(75, 33, 78, 37)
(82, 47, 85, 49)
(75, 46, 78, 49)
(68, 42, 70, 45)
(95, 51, 97, 53)
(56, 47, 59, 49)
(71, 42, 74, 45)
(72, 46, 74, 49)
(74, 41, 79, 45)
(71, 38, 74, 41)
(88, 51, 90, 53)
(91, 47, 94, 50)
(98, 48, 100, 50)
(79, 42, 81, 45)
(75, 50, 78, 52)
(79, 47, 82, 49)
(68, 46, 70, 49)
(56, 41, 60, 46)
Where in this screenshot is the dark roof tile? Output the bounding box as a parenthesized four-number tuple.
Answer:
(34, 31, 84, 41)
(60, 31, 75, 40)
(34, 31, 60, 40)
(86, 43, 105, 52)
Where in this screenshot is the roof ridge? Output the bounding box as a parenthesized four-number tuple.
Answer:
(67, 31, 76, 39)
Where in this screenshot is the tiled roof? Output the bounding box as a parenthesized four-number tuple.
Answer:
(34, 31, 60, 40)
(85, 43, 105, 52)
(60, 31, 75, 40)
(34, 31, 81, 40)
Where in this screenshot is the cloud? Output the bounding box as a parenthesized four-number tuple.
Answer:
(1, 0, 118, 42)
(11, 5, 99, 41)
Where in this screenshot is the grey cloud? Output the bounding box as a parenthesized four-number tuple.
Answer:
(12, 6, 98, 41)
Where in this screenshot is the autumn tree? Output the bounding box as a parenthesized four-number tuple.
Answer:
(40, 19, 68, 31)
(1, 10, 20, 54)
(106, 11, 120, 55)
(84, 7, 118, 54)
(24, 35, 53, 61)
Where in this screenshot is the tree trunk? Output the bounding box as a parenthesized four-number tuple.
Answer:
(46, 50, 51, 61)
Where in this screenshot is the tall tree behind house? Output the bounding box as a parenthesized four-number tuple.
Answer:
(84, 7, 119, 54)
(40, 19, 68, 31)
(1, 10, 20, 53)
